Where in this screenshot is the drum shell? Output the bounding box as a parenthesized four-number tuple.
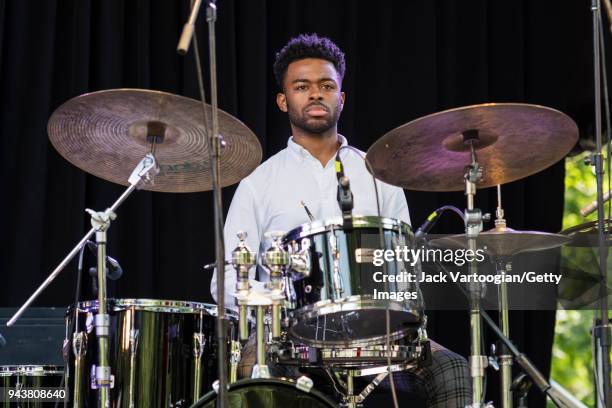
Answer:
(283, 216, 424, 347)
(65, 299, 237, 408)
(0, 365, 64, 408)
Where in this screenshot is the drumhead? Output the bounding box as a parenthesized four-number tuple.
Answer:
(72, 299, 238, 319)
(283, 215, 412, 242)
(191, 378, 336, 407)
(0, 365, 64, 376)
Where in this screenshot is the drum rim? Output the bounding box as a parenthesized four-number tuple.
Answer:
(0, 365, 64, 376)
(288, 295, 422, 347)
(71, 298, 238, 318)
(285, 344, 421, 368)
(192, 377, 337, 407)
(283, 215, 412, 242)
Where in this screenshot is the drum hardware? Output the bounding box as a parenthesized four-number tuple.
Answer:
(511, 373, 533, 408)
(229, 340, 241, 383)
(329, 226, 344, 298)
(479, 309, 574, 408)
(589, 2, 612, 404)
(71, 331, 87, 406)
(262, 231, 291, 341)
(7, 152, 159, 332)
(129, 326, 140, 408)
(231, 231, 257, 344)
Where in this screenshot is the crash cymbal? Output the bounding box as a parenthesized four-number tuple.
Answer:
(48, 89, 262, 192)
(429, 226, 571, 258)
(560, 218, 612, 247)
(366, 103, 578, 191)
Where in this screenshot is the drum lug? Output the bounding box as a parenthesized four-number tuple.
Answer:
(329, 228, 344, 296)
(193, 332, 206, 359)
(129, 329, 139, 354)
(296, 375, 314, 393)
(90, 365, 114, 389)
(72, 331, 88, 358)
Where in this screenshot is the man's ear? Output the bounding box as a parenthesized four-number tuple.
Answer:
(340, 91, 346, 111)
(276, 92, 288, 112)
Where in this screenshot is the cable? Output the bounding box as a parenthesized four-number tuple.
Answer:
(337, 145, 400, 408)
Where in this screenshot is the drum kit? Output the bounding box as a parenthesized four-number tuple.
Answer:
(1, 3, 608, 407)
(2, 79, 605, 408)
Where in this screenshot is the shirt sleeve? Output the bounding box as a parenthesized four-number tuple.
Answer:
(380, 181, 411, 227)
(210, 178, 267, 310)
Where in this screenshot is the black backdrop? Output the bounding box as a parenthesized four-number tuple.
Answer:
(0, 0, 598, 406)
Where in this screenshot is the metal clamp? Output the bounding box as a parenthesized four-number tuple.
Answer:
(94, 313, 111, 337)
(90, 365, 114, 389)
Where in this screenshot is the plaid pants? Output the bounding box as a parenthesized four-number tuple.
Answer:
(238, 338, 471, 407)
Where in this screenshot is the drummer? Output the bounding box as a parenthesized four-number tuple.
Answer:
(211, 33, 471, 407)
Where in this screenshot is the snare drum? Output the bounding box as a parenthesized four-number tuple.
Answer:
(65, 299, 238, 408)
(0, 365, 65, 407)
(283, 216, 423, 347)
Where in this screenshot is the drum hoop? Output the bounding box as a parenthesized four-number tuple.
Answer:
(287, 296, 422, 347)
(71, 298, 238, 319)
(283, 215, 412, 243)
(0, 365, 64, 376)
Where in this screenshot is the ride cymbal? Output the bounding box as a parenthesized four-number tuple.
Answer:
(366, 103, 578, 191)
(48, 89, 262, 192)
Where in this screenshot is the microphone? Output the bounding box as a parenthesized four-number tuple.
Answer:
(335, 151, 354, 223)
(86, 241, 123, 280)
(415, 210, 444, 242)
(177, 0, 205, 55)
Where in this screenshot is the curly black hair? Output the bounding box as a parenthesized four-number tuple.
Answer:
(273, 33, 346, 90)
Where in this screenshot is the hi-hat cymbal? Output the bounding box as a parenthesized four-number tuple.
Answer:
(48, 89, 262, 192)
(366, 103, 578, 191)
(429, 226, 571, 258)
(560, 219, 612, 247)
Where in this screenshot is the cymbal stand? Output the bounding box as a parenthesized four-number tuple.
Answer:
(493, 185, 513, 408)
(590, 1, 612, 406)
(7, 153, 158, 328)
(462, 134, 490, 408)
(6, 153, 158, 408)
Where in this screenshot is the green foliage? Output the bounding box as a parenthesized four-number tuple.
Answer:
(550, 152, 601, 406)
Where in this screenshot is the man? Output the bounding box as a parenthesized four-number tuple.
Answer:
(211, 33, 471, 407)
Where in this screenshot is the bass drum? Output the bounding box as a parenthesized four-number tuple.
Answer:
(283, 216, 424, 347)
(65, 299, 238, 408)
(190, 378, 337, 407)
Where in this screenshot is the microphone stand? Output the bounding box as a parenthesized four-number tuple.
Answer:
(590, 2, 612, 406)
(177, 1, 228, 405)
(6, 154, 158, 408)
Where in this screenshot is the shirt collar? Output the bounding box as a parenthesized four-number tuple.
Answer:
(287, 134, 349, 161)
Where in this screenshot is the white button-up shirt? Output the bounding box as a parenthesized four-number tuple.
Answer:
(211, 135, 411, 309)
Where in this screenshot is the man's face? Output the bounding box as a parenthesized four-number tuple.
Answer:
(276, 58, 345, 135)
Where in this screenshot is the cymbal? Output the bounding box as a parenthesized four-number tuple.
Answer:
(48, 89, 262, 192)
(428, 226, 571, 258)
(560, 219, 612, 247)
(366, 103, 578, 191)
